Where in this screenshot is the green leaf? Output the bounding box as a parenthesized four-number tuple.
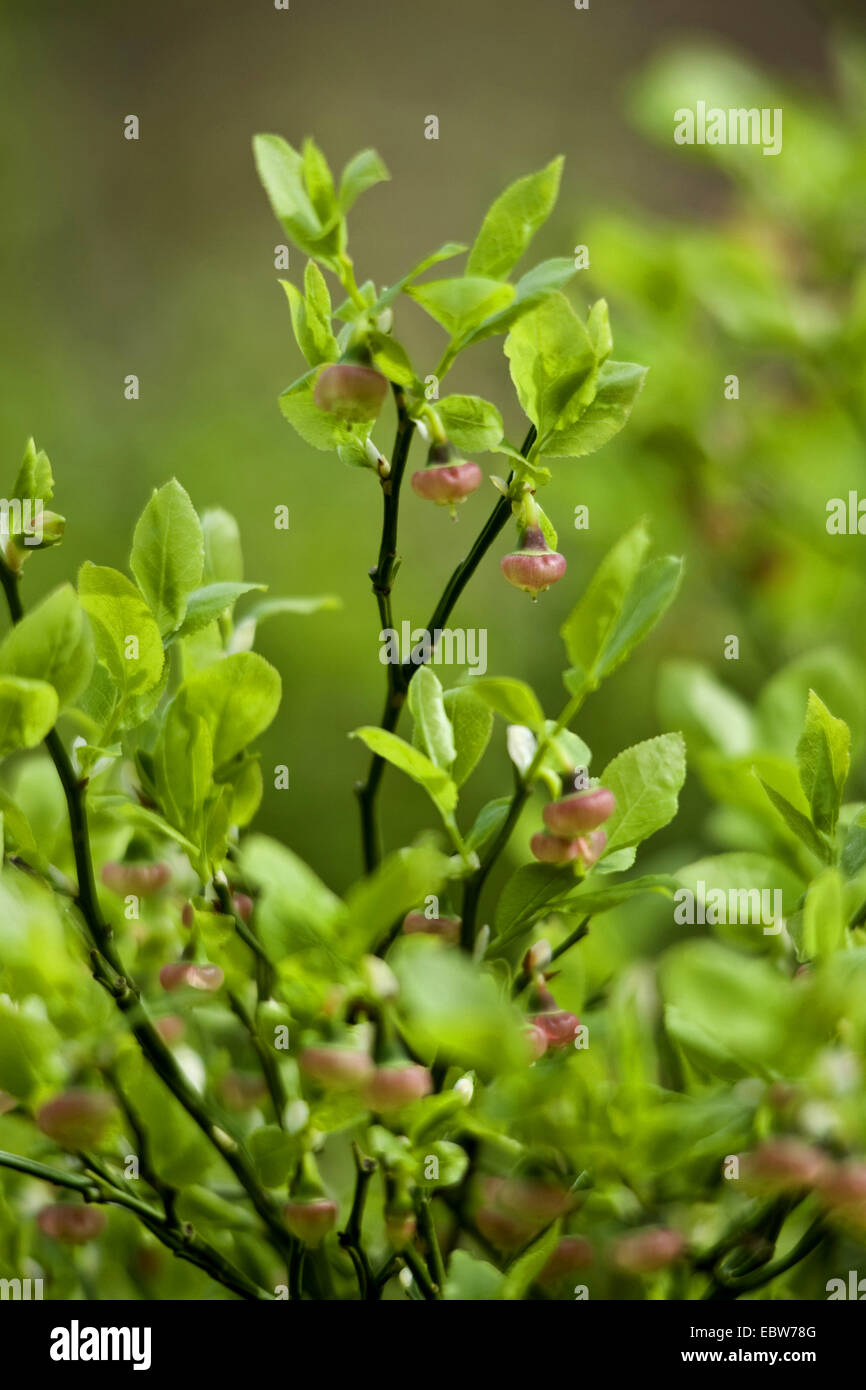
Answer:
(240, 834, 344, 958)
(408, 276, 515, 339)
(462, 257, 577, 347)
(343, 846, 453, 956)
(0, 997, 59, 1099)
(367, 331, 418, 388)
(154, 701, 213, 846)
(338, 148, 390, 212)
(408, 667, 456, 772)
(0, 676, 58, 756)
(350, 726, 457, 813)
(280, 275, 339, 367)
(279, 371, 373, 452)
(12, 438, 53, 505)
(801, 868, 846, 962)
(443, 686, 494, 787)
(253, 134, 325, 249)
(444, 1249, 505, 1301)
(301, 137, 338, 226)
(466, 797, 511, 854)
(542, 360, 647, 458)
(467, 157, 563, 281)
(842, 810, 866, 879)
(130, 480, 205, 637)
(373, 242, 468, 315)
(176, 652, 281, 768)
(469, 677, 545, 730)
(796, 690, 850, 836)
(756, 775, 832, 863)
(561, 522, 680, 692)
(392, 937, 527, 1072)
(600, 733, 687, 853)
(168, 582, 265, 643)
(586, 298, 613, 363)
(501, 1219, 562, 1300)
(657, 660, 754, 757)
(435, 395, 504, 453)
(504, 293, 595, 438)
(78, 563, 164, 700)
(0, 585, 92, 708)
(248, 1125, 297, 1188)
(201, 508, 244, 585)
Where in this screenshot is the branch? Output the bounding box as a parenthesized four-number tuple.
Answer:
(0, 1148, 272, 1301)
(338, 1142, 378, 1300)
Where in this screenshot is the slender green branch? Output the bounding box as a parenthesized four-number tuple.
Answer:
(703, 1219, 827, 1300)
(401, 1242, 438, 1300)
(0, 1148, 272, 1301)
(511, 917, 591, 998)
(416, 1194, 446, 1296)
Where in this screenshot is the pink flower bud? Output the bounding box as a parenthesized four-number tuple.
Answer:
(543, 787, 616, 837)
(538, 1236, 593, 1284)
(159, 961, 224, 993)
(530, 831, 583, 864)
(154, 1015, 185, 1045)
(575, 831, 607, 868)
(299, 1046, 375, 1091)
(363, 1064, 432, 1112)
(402, 911, 461, 944)
(101, 861, 172, 896)
(218, 1072, 269, 1111)
(500, 526, 566, 599)
(36, 1090, 116, 1150)
(612, 1226, 685, 1274)
(411, 462, 482, 506)
(496, 1178, 574, 1222)
(817, 1161, 866, 1216)
(385, 1211, 417, 1249)
(475, 1205, 540, 1251)
(524, 1023, 549, 1060)
(37, 1204, 107, 1245)
(313, 363, 387, 422)
(0, 1091, 16, 1116)
(283, 1197, 338, 1247)
(531, 1010, 580, 1050)
(741, 1139, 828, 1194)
(233, 892, 254, 923)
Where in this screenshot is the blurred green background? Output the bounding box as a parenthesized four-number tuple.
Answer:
(1, 0, 864, 894)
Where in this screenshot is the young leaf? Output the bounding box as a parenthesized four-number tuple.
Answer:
(350, 726, 457, 813)
(338, 148, 390, 213)
(201, 508, 244, 585)
(462, 257, 576, 347)
(280, 277, 339, 367)
(600, 732, 687, 853)
(443, 686, 494, 786)
(469, 677, 545, 730)
(130, 480, 204, 636)
(154, 701, 213, 846)
(504, 293, 595, 438)
(466, 796, 511, 853)
(0, 585, 93, 708)
(366, 331, 418, 389)
(78, 563, 164, 700)
(0, 676, 58, 756)
(176, 652, 282, 769)
(343, 846, 454, 956)
(408, 667, 456, 773)
(12, 438, 53, 505)
(501, 1220, 562, 1300)
(467, 157, 564, 281)
(253, 134, 325, 250)
(756, 775, 832, 864)
(241, 834, 344, 952)
(407, 277, 515, 339)
(542, 361, 648, 458)
(796, 690, 850, 836)
(801, 868, 846, 962)
(301, 137, 338, 226)
(561, 522, 680, 693)
(167, 582, 265, 644)
(841, 810, 866, 879)
(373, 242, 468, 315)
(435, 395, 504, 453)
(280, 372, 374, 451)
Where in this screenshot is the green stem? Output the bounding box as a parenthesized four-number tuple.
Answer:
(338, 1143, 378, 1300)
(703, 1219, 827, 1299)
(416, 1194, 446, 1296)
(0, 1148, 272, 1301)
(401, 1243, 438, 1300)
